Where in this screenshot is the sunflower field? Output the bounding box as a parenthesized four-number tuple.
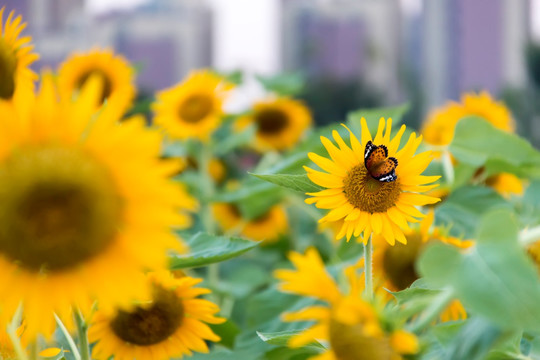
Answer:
(2, 6, 540, 360)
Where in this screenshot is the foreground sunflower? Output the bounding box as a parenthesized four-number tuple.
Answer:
(212, 203, 287, 242)
(305, 118, 440, 244)
(0, 7, 38, 104)
(57, 48, 136, 119)
(153, 70, 233, 142)
(0, 73, 196, 338)
(275, 248, 419, 360)
(372, 211, 472, 322)
(421, 91, 514, 148)
(235, 97, 312, 151)
(89, 271, 224, 360)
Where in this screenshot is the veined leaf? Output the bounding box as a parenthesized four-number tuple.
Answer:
(170, 233, 259, 269)
(250, 173, 324, 194)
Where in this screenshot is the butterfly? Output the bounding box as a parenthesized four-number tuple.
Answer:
(364, 140, 398, 182)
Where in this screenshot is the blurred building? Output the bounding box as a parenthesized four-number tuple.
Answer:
(423, 0, 530, 108)
(5, 0, 213, 93)
(281, 0, 402, 102)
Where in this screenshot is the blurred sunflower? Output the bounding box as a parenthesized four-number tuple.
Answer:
(0, 7, 38, 104)
(485, 172, 524, 198)
(372, 211, 472, 322)
(212, 203, 287, 243)
(57, 48, 136, 119)
(421, 91, 514, 148)
(0, 73, 196, 338)
(275, 248, 419, 360)
(89, 271, 224, 360)
(305, 117, 440, 245)
(235, 97, 311, 151)
(153, 70, 233, 142)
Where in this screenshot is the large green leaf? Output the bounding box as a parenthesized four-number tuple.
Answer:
(419, 210, 540, 331)
(256, 73, 305, 96)
(169, 233, 259, 269)
(435, 186, 511, 238)
(257, 330, 325, 352)
(250, 173, 324, 194)
(449, 117, 540, 177)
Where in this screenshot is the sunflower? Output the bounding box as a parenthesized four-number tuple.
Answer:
(485, 172, 524, 198)
(372, 211, 472, 321)
(235, 97, 312, 151)
(305, 117, 440, 245)
(0, 7, 38, 104)
(0, 73, 196, 338)
(422, 91, 514, 148)
(275, 248, 419, 360)
(89, 271, 224, 360)
(153, 70, 233, 142)
(57, 48, 136, 119)
(212, 203, 287, 243)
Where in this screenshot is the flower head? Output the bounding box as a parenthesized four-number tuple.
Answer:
(306, 118, 440, 245)
(235, 97, 312, 151)
(0, 73, 196, 338)
(58, 48, 136, 119)
(0, 7, 38, 103)
(153, 70, 233, 142)
(89, 271, 224, 360)
(275, 248, 419, 360)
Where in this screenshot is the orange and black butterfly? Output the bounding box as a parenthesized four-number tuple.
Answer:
(364, 140, 398, 182)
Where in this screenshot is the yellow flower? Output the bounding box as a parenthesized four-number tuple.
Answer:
(372, 211, 472, 321)
(275, 248, 419, 360)
(422, 91, 514, 147)
(0, 321, 25, 359)
(305, 117, 440, 245)
(153, 70, 233, 142)
(235, 97, 312, 151)
(0, 73, 196, 338)
(0, 7, 38, 104)
(527, 239, 540, 274)
(212, 203, 288, 243)
(57, 48, 136, 119)
(89, 271, 224, 360)
(485, 172, 524, 198)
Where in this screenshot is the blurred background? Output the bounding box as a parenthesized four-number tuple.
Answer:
(5, 0, 540, 146)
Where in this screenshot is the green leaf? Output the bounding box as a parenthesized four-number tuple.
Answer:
(214, 125, 255, 156)
(257, 330, 325, 351)
(256, 73, 305, 96)
(440, 317, 502, 360)
(169, 233, 259, 269)
(264, 347, 320, 360)
(250, 173, 324, 194)
(210, 320, 241, 349)
(419, 210, 540, 332)
(449, 117, 540, 177)
(435, 186, 511, 238)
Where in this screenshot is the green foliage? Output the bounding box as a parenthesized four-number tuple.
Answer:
(169, 232, 259, 269)
(250, 173, 324, 193)
(257, 73, 305, 96)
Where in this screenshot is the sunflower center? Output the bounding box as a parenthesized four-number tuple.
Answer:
(382, 232, 424, 290)
(0, 144, 123, 271)
(329, 320, 394, 360)
(0, 39, 17, 100)
(110, 285, 184, 345)
(76, 69, 113, 103)
(343, 164, 401, 213)
(256, 109, 289, 135)
(178, 94, 214, 123)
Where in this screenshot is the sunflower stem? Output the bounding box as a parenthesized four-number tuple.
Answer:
(54, 313, 81, 360)
(7, 304, 28, 360)
(364, 235, 373, 300)
(409, 287, 454, 333)
(441, 150, 454, 186)
(75, 310, 91, 360)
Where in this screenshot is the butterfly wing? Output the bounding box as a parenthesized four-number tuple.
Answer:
(370, 157, 398, 182)
(364, 141, 389, 170)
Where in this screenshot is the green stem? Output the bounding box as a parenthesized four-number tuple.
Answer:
(7, 305, 28, 360)
(54, 313, 81, 360)
(364, 235, 373, 299)
(409, 288, 454, 333)
(441, 150, 455, 186)
(75, 310, 91, 360)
